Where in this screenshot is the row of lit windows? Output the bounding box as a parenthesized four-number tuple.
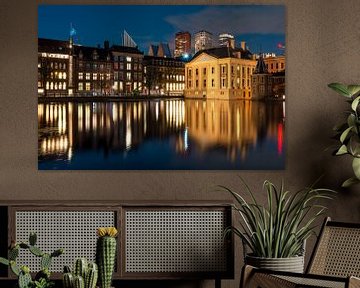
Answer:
(187, 77, 251, 89)
(113, 62, 142, 71)
(266, 62, 285, 70)
(38, 61, 67, 70)
(45, 72, 67, 80)
(166, 74, 185, 81)
(78, 73, 111, 80)
(113, 81, 142, 91)
(165, 82, 185, 91)
(187, 65, 255, 78)
(42, 82, 67, 90)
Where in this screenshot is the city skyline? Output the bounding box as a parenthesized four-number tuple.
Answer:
(38, 5, 285, 54)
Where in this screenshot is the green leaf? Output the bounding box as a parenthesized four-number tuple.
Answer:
(352, 157, 360, 179)
(342, 177, 360, 188)
(0, 257, 9, 266)
(347, 85, 360, 97)
(351, 96, 360, 111)
(340, 126, 353, 143)
(336, 145, 348, 155)
(328, 83, 351, 98)
(347, 114, 356, 127)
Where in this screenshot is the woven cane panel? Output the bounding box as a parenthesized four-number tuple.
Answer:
(15, 211, 115, 272)
(277, 275, 345, 288)
(125, 210, 227, 273)
(310, 226, 360, 277)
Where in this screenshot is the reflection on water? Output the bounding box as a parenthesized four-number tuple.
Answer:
(38, 99, 285, 169)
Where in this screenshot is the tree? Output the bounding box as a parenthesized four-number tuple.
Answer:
(144, 65, 161, 96)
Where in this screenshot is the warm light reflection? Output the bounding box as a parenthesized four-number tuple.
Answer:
(38, 99, 285, 165)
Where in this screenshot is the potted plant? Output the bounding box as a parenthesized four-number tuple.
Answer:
(221, 179, 334, 273)
(328, 83, 360, 187)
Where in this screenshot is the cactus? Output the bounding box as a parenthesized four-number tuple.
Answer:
(73, 275, 85, 288)
(96, 227, 118, 288)
(63, 272, 74, 288)
(41, 253, 52, 270)
(85, 263, 98, 288)
(18, 267, 32, 288)
(74, 258, 87, 279)
(0, 233, 63, 288)
(63, 260, 98, 288)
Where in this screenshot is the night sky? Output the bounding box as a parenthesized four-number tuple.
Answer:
(38, 5, 285, 55)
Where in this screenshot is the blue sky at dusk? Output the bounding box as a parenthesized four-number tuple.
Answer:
(38, 5, 285, 54)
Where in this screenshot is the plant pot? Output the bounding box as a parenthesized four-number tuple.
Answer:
(245, 254, 304, 273)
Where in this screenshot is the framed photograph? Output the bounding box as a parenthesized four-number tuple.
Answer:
(38, 4, 285, 170)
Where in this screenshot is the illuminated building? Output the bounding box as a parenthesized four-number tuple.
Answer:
(174, 31, 191, 58)
(143, 56, 185, 96)
(38, 38, 71, 96)
(218, 33, 235, 49)
(38, 37, 144, 96)
(75, 41, 113, 96)
(112, 45, 144, 94)
(194, 30, 213, 53)
(264, 55, 285, 73)
(184, 46, 257, 100)
(148, 43, 172, 58)
(251, 54, 272, 99)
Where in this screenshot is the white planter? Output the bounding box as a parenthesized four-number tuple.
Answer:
(245, 254, 305, 273)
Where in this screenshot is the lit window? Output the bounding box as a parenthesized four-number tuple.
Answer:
(59, 72, 63, 79)
(50, 82, 54, 90)
(93, 73, 97, 80)
(78, 83, 83, 91)
(127, 63, 131, 70)
(86, 73, 90, 80)
(86, 83, 91, 91)
(38, 81, 41, 88)
(126, 56, 132, 62)
(78, 73, 83, 80)
(100, 74, 104, 80)
(127, 72, 131, 81)
(46, 82, 49, 90)
(38, 63, 41, 68)
(63, 82, 66, 89)
(59, 82, 62, 90)
(106, 73, 111, 80)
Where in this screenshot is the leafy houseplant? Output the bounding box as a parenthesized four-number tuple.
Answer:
(222, 179, 334, 272)
(328, 83, 360, 187)
(0, 232, 63, 288)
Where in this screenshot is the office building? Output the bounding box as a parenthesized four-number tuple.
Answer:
(174, 31, 191, 58)
(194, 30, 213, 53)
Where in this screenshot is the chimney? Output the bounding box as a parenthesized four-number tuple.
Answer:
(240, 41, 246, 50)
(104, 40, 110, 50)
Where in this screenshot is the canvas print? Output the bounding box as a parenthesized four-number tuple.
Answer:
(38, 5, 285, 170)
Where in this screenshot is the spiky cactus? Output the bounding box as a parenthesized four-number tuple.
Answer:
(85, 262, 98, 288)
(73, 275, 85, 288)
(0, 232, 63, 288)
(96, 227, 118, 288)
(74, 258, 88, 280)
(62, 260, 98, 288)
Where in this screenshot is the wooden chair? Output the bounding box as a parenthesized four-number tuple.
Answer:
(241, 217, 360, 288)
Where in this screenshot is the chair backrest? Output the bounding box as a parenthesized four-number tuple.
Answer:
(307, 217, 360, 277)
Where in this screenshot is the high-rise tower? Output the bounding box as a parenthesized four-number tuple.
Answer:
(194, 30, 213, 53)
(174, 31, 191, 58)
